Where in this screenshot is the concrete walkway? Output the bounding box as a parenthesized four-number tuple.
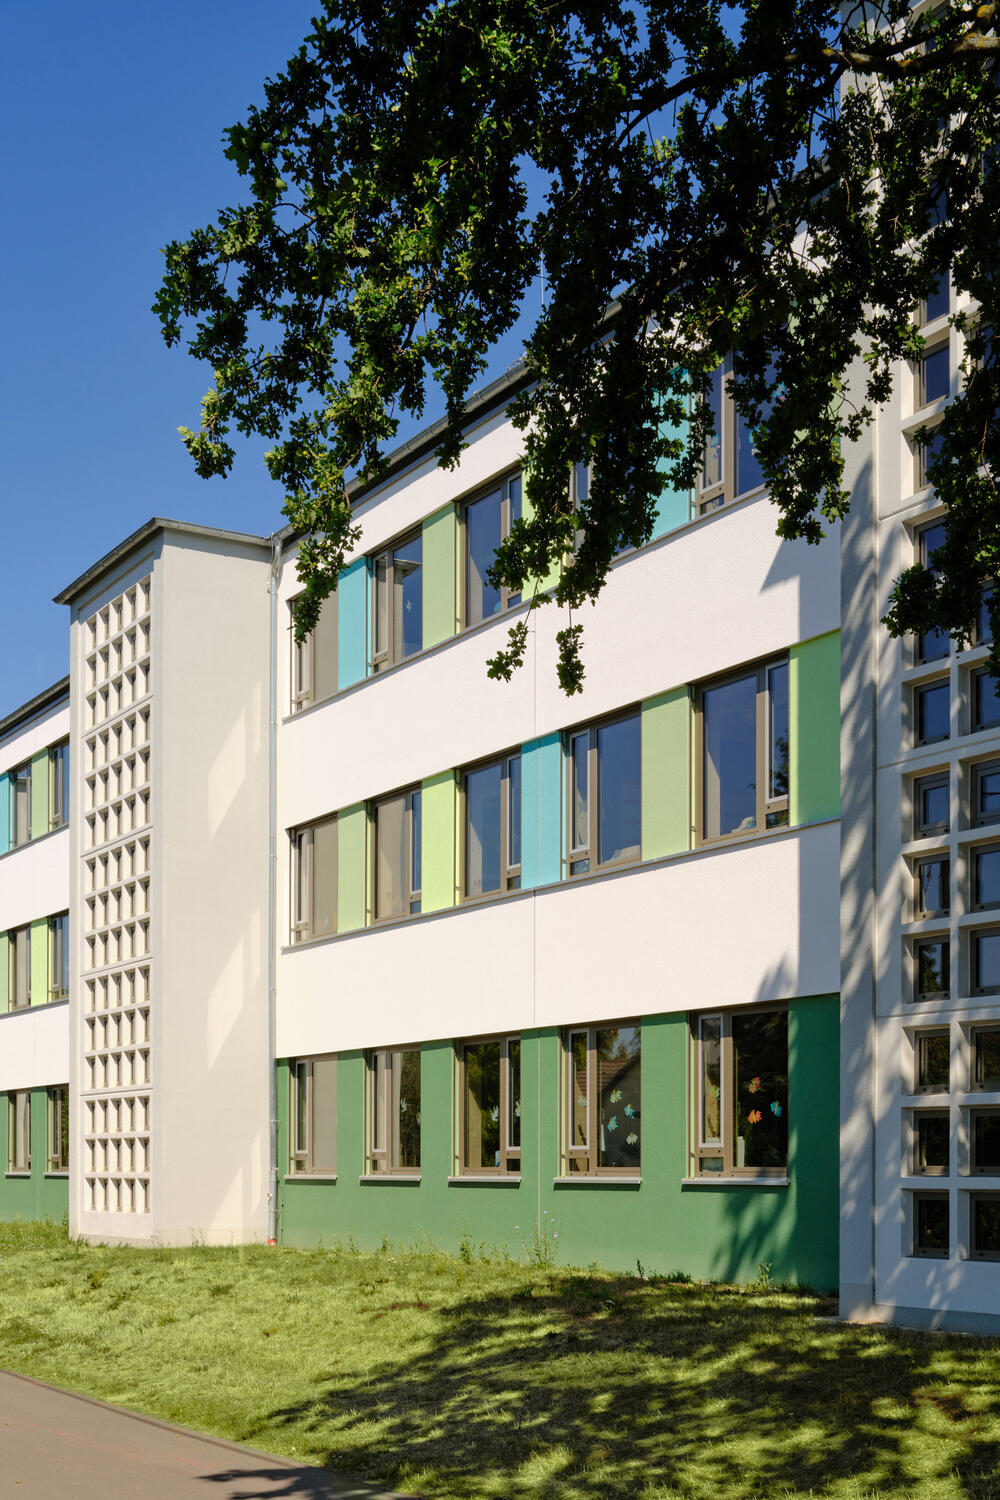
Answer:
(0, 1371, 414, 1499)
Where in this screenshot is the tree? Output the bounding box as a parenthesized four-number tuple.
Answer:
(155, 0, 1000, 691)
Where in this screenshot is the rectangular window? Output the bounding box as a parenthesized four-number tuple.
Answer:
(458, 1037, 521, 1174)
(47, 1085, 69, 1174)
(372, 789, 421, 920)
(912, 1110, 949, 1174)
(915, 937, 949, 1000)
(973, 669, 1000, 734)
(48, 913, 69, 1001)
(696, 359, 769, 514)
(915, 1030, 950, 1093)
(8, 926, 30, 1011)
(915, 679, 950, 745)
(917, 522, 949, 660)
(918, 341, 950, 407)
(7, 1090, 30, 1173)
(463, 754, 521, 898)
(920, 271, 951, 327)
(566, 713, 641, 876)
(564, 1023, 641, 1175)
(971, 1196, 1000, 1259)
(291, 597, 338, 711)
(972, 1110, 1000, 1175)
(915, 421, 945, 491)
(291, 816, 337, 942)
(371, 532, 422, 672)
(974, 1027, 1000, 1089)
(915, 856, 949, 917)
(973, 847, 1000, 910)
(290, 1055, 337, 1174)
(48, 741, 69, 830)
(464, 472, 522, 626)
(690, 1008, 788, 1177)
(914, 771, 949, 836)
(368, 1048, 421, 1173)
(975, 761, 1000, 827)
(9, 762, 31, 848)
(972, 928, 1000, 995)
(912, 1192, 949, 1257)
(699, 659, 789, 841)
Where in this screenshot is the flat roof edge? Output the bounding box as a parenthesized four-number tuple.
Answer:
(0, 676, 70, 744)
(54, 517, 274, 606)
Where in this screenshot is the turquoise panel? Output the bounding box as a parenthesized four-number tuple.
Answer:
(337, 559, 368, 689)
(652, 394, 691, 538)
(521, 733, 563, 889)
(0, 774, 8, 854)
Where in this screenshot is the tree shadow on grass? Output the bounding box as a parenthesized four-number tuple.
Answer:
(262, 1275, 1000, 1499)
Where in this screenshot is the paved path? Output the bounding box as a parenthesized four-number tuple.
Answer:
(0, 1371, 414, 1499)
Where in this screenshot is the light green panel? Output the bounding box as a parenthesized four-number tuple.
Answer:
(422, 505, 459, 649)
(522, 476, 562, 595)
(421, 772, 457, 913)
(789, 631, 841, 826)
(29, 920, 47, 1007)
(29, 752, 48, 841)
(641, 688, 692, 860)
(0, 932, 8, 1014)
(337, 805, 368, 933)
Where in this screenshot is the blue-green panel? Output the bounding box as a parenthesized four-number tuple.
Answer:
(652, 393, 691, 537)
(337, 559, 368, 689)
(521, 733, 563, 889)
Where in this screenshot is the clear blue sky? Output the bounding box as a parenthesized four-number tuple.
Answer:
(0, 4, 537, 720)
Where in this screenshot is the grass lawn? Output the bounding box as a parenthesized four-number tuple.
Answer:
(2, 1223, 1000, 1499)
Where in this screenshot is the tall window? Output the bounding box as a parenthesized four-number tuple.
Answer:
(465, 473, 522, 626)
(463, 754, 521, 898)
(368, 1048, 421, 1173)
(291, 816, 338, 942)
(567, 713, 641, 876)
(290, 1056, 337, 1174)
(459, 1037, 521, 1174)
(373, 789, 421, 919)
(48, 913, 69, 1001)
(565, 1023, 641, 1175)
(47, 1085, 69, 1174)
(697, 360, 770, 514)
(8, 926, 30, 1010)
(372, 532, 422, 671)
(699, 659, 789, 841)
(916, 522, 949, 661)
(692, 1007, 788, 1177)
(7, 1090, 30, 1173)
(291, 598, 338, 711)
(48, 741, 69, 830)
(9, 762, 31, 848)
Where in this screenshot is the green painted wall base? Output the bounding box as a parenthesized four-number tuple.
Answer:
(0, 1086, 69, 1223)
(278, 995, 839, 1290)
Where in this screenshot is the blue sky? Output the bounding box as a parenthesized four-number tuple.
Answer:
(0, 4, 537, 720)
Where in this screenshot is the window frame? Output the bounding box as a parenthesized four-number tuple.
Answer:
(461, 752, 521, 901)
(48, 741, 69, 831)
(914, 770, 950, 837)
(47, 1085, 69, 1175)
(971, 925, 1000, 997)
(914, 676, 950, 746)
(370, 528, 423, 674)
(911, 1190, 949, 1258)
(972, 667, 1000, 734)
(689, 1005, 789, 1179)
(290, 596, 338, 712)
(695, 358, 769, 515)
(8, 924, 30, 1011)
(911, 1108, 950, 1175)
(9, 761, 31, 848)
(563, 1021, 642, 1177)
(973, 1025, 1000, 1090)
(456, 1034, 522, 1176)
(914, 1029, 950, 1094)
(7, 1089, 30, 1174)
(970, 1194, 1000, 1261)
(366, 1047, 421, 1175)
(290, 815, 338, 944)
(48, 912, 69, 1002)
(696, 657, 790, 845)
(289, 1054, 337, 1176)
(371, 787, 422, 922)
(914, 854, 950, 918)
(462, 470, 523, 628)
(914, 935, 950, 1001)
(974, 760, 1000, 828)
(565, 709, 642, 878)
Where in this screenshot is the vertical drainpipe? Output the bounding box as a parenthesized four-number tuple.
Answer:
(267, 535, 280, 1244)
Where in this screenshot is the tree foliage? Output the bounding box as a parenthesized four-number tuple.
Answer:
(155, 0, 1000, 690)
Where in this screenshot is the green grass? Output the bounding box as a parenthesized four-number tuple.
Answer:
(2, 1221, 1000, 1499)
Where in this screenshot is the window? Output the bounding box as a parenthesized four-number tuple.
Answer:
(973, 847, 1000, 910)
(971, 1196, 1000, 1259)
(915, 855, 949, 917)
(458, 1037, 521, 1174)
(464, 472, 522, 626)
(915, 679, 949, 744)
(372, 789, 421, 920)
(912, 1192, 949, 1257)
(696, 360, 769, 514)
(973, 669, 1000, 734)
(919, 270, 951, 328)
(915, 421, 945, 492)
(567, 713, 641, 876)
(975, 761, 1000, 826)
(48, 913, 69, 1001)
(916, 522, 949, 661)
(8, 925, 30, 1010)
(912, 1110, 949, 1174)
(463, 755, 520, 899)
(974, 1027, 1000, 1089)
(291, 598, 338, 711)
(972, 1110, 1000, 1175)
(371, 532, 422, 672)
(564, 1023, 641, 1175)
(47, 1085, 69, 1174)
(691, 1008, 788, 1177)
(48, 741, 69, 830)
(914, 771, 949, 836)
(915, 937, 949, 1000)
(367, 1048, 420, 1173)
(9, 762, 30, 848)
(915, 1030, 950, 1093)
(699, 660, 789, 842)
(917, 341, 950, 408)
(972, 927, 1000, 995)
(7, 1090, 29, 1173)
(291, 816, 337, 943)
(290, 1056, 337, 1174)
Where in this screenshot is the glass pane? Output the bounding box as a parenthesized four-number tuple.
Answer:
(918, 776, 949, 833)
(979, 767, 1000, 824)
(294, 1063, 309, 1157)
(13, 928, 29, 1008)
(508, 1039, 521, 1152)
(700, 1017, 722, 1145)
(918, 858, 949, 916)
(923, 273, 950, 324)
(703, 673, 758, 838)
(915, 1196, 948, 1253)
(916, 1113, 949, 1172)
(976, 672, 1000, 732)
(597, 1026, 641, 1169)
(58, 1086, 69, 1169)
(597, 716, 641, 865)
(466, 763, 502, 898)
(921, 345, 950, 405)
(507, 756, 521, 872)
(917, 939, 949, 996)
(701, 366, 724, 491)
(393, 1050, 421, 1169)
(976, 1030, 1000, 1089)
(312, 599, 339, 702)
(735, 404, 765, 497)
(918, 1033, 950, 1092)
(917, 524, 949, 659)
(571, 733, 589, 854)
(974, 1198, 1000, 1255)
(376, 796, 406, 920)
(374, 556, 388, 660)
(919, 424, 946, 488)
(917, 682, 949, 743)
(393, 535, 423, 662)
(976, 849, 1000, 908)
(372, 1053, 386, 1156)
(311, 819, 338, 937)
(14, 769, 29, 847)
(507, 477, 522, 608)
(311, 1056, 337, 1172)
(466, 490, 502, 625)
(570, 1031, 588, 1148)
(975, 931, 1000, 993)
(732, 1010, 788, 1169)
(974, 1114, 1000, 1174)
(409, 790, 421, 908)
(464, 1040, 501, 1169)
(979, 586, 994, 645)
(767, 663, 789, 802)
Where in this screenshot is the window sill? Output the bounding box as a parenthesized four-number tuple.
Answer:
(681, 1175, 789, 1187)
(0, 999, 69, 1021)
(287, 1173, 338, 1183)
(0, 822, 70, 863)
(448, 1174, 520, 1185)
(4, 1172, 30, 1179)
(359, 1174, 421, 1184)
(553, 1176, 641, 1187)
(44, 1172, 69, 1180)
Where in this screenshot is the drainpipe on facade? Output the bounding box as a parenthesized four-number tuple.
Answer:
(266, 535, 280, 1245)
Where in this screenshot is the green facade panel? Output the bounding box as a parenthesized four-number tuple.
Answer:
(0, 1086, 69, 1224)
(790, 631, 841, 826)
(29, 919, 47, 1007)
(641, 688, 692, 860)
(278, 995, 839, 1290)
(337, 804, 368, 933)
(422, 505, 459, 649)
(29, 751, 48, 841)
(421, 771, 457, 913)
